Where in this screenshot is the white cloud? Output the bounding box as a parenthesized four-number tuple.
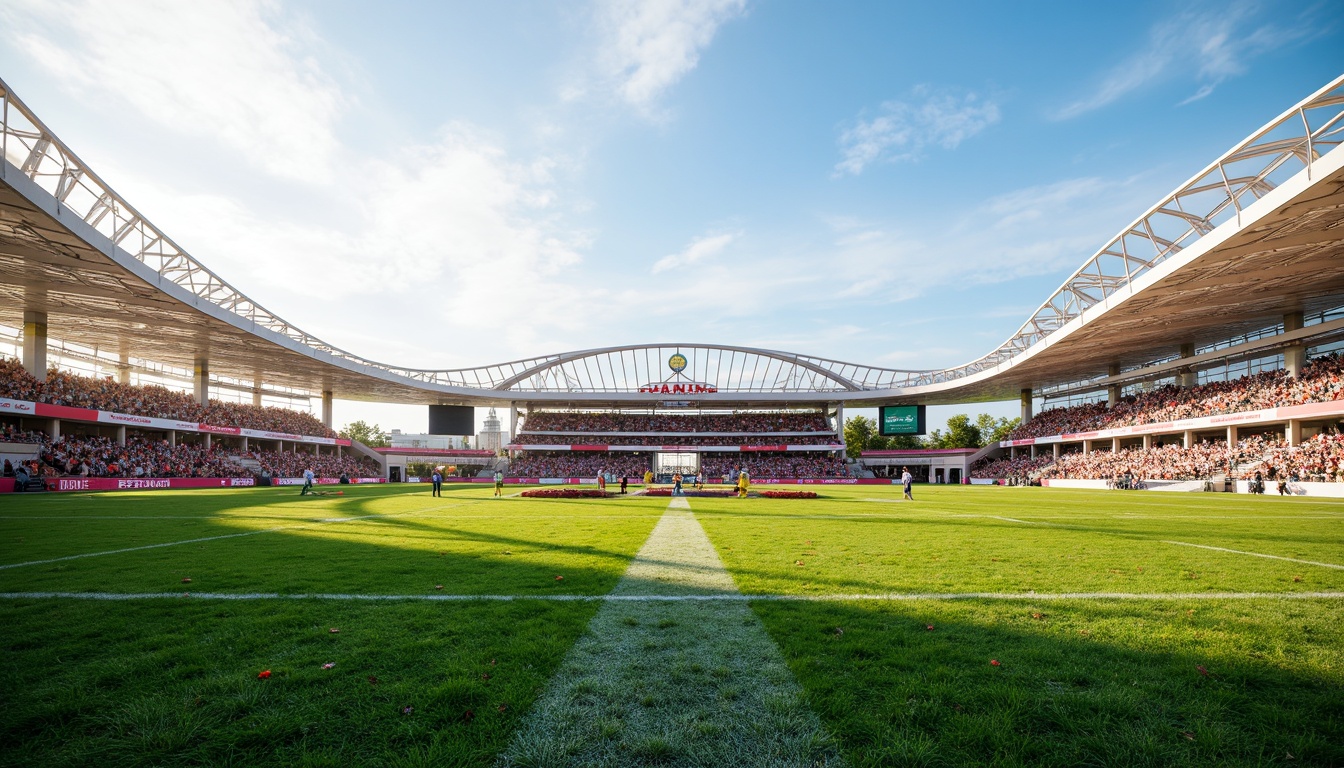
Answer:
(592, 0, 747, 113)
(815, 173, 1163, 308)
(2, 0, 347, 182)
(651, 231, 739, 273)
(1053, 3, 1318, 119)
(835, 87, 1000, 175)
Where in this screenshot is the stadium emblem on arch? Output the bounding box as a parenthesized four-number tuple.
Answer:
(668, 353, 688, 373)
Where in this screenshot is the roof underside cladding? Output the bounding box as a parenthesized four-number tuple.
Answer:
(1, 76, 1343, 406)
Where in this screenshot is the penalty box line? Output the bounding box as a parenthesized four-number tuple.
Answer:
(2, 591, 1341, 602)
(0, 500, 470, 571)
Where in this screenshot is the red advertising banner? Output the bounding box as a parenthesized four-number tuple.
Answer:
(36, 477, 257, 493)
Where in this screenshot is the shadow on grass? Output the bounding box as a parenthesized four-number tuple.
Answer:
(0, 485, 672, 767)
(753, 596, 1344, 767)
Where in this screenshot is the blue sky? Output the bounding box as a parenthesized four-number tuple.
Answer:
(2, 0, 1341, 434)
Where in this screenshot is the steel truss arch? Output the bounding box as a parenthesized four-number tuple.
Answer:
(2, 74, 1342, 399)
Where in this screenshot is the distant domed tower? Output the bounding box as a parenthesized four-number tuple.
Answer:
(477, 407, 508, 453)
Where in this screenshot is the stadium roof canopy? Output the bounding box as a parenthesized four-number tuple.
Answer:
(2, 76, 1344, 408)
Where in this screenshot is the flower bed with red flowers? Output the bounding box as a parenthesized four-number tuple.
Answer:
(519, 488, 608, 498)
(642, 488, 737, 497)
(757, 490, 818, 498)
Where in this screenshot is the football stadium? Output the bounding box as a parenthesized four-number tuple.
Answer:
(2, 23, 1344, 768)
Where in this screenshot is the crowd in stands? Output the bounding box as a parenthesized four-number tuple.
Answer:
(1009, 354, 1344, 440)
(1249, 432, 1344, 483)
(972, 434, 1290, 483)
(0, 425, 380, 480)
(512, 433, 838, 447)
(19, 433, 247, 479)
(248, 449, 382, 478)
(1, 358, 336, 437)
(970, 454, 1055, 481)
(1, 423, 44, 443)
(1038, 440, 1240, 482)
(521, 411, 831, 434)
(700, 453, 850, 479)
(508, 451, 652, 479)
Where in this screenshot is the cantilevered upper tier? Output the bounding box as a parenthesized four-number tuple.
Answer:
(2, 76, 1343, 407)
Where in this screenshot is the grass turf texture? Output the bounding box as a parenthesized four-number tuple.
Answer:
(695, 486, 1344, 766)
(1, 483, 1341, 765)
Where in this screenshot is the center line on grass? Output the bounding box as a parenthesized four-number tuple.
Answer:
(3, 591, 1341, 602)
(0, 502, 468, 571)
(1161, 540, 1344, 570)
(498, 496, 844, 767)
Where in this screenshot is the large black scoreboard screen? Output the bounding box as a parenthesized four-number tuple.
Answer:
(879, 404, 926, 436)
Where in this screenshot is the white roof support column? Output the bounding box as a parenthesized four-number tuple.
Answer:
(22, 310, 46, 380)
(192, 356, 209, 406)
(1283, 311, 1307, 378)
(321, 390, 333, 429)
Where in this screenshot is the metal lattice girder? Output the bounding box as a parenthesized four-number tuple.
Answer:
(3, 74, 1344, 397)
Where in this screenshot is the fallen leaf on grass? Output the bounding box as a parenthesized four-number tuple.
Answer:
(990, 660, 1001, 667)
(481, 673, 492, 681)
(257, 670, 271, 679)
(498, 704, 507, 713)
(322, 663, 336, 670)
(1182, 731, 1196, 741)
(926, 625, 935, 631)
(833, 627, 844, 637)
(555, 575, 564, 581)
(490, 659, 497, 666)
(435, 585, 444, 590)
(1031, 612, 1045, 620)
(503, 550, 512, 556)
(1293, 575, 1302, 582)
(329, 628, 340, 634)
(795, 560, 805, 567)
(1196, 665, 1209, 677)
(181, 578, 192, 583)
(461, 709, 475, 722)
(368, 676, 379, 685)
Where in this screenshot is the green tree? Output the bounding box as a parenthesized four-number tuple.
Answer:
(976, 414, 1021, 445)
(931, 414, 982, 448)
(339, 420, 390, 447)
(885, 433, 926, 449)
(843, 415, 876, 459)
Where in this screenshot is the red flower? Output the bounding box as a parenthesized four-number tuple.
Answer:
(990, 660, 1001, 667)
(926, 624, 935, 631)
(257, 670, 272, 679)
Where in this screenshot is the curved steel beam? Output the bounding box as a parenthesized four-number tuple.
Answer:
(490, 343, 862, 391)
(2, 74, 1342, 397)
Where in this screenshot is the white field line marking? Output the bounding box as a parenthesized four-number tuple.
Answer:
(1162, 540, 1344, 570)
(0, 502, 465, 571)
(988, 515, 1040, 524)
(499, 497, 843, 766)
(2, 591, 1341, 602)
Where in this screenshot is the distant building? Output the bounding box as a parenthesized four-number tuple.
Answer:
(476, 407, 510, 453)
(388, 429, 471, 450)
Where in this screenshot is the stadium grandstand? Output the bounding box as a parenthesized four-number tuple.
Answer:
(2, 75, 1344, 493)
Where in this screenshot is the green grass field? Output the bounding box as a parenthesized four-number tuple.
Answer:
(1, 484, 1341, 766)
